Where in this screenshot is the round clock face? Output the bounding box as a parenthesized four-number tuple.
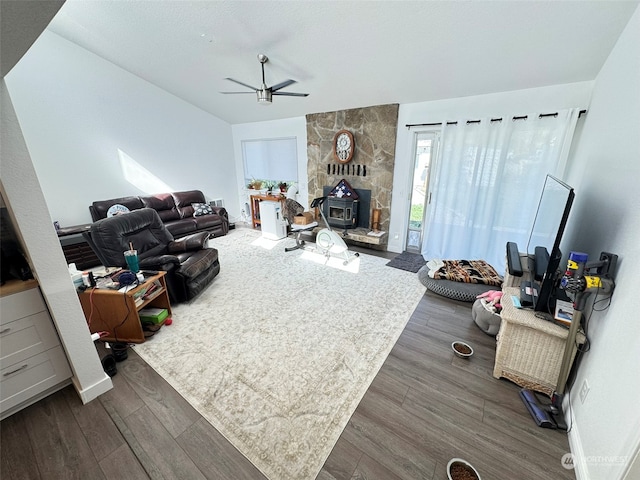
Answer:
(333, 130, 354, 164)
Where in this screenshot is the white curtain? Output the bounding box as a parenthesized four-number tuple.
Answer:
(421, 109, 580, 274)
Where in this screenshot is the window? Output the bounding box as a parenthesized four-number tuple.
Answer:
(242, 137, 298, 186)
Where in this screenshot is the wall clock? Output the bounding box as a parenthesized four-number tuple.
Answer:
(333, 130, 355, 164)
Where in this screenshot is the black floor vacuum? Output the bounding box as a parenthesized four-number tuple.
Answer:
(520, 251, 616, 430)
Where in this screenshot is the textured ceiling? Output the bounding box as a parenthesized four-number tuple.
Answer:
(46, 0, 638, 125)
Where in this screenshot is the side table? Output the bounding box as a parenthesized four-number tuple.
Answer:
(77, 272, 172, 344)
(249, 194, 285, 229)
(494, 287, 585, 396)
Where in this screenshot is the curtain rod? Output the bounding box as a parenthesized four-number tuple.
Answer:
(406, 109, 587, 129)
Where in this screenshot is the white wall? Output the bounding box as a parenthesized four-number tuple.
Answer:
(389, 82, 594, 253)
(562, 6, 640, 480)
(5, 30, 237, 227)
(231, 117, 308, 220)
(2, 80, 112, 404)
(1, 0, 110, 407)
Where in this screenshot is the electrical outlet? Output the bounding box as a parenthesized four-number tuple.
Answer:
(599, 252, 618, 276)
(579, 379, 590, 404)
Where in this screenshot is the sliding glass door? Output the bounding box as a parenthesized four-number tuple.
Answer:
(406, 131, 439, 252)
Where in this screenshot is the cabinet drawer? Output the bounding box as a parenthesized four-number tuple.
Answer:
(0, 287, 46, 324)
(0, 311, 61, 369)
(0, 347, 72, 414)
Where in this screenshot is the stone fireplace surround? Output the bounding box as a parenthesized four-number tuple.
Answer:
(306, 104, 399, 245)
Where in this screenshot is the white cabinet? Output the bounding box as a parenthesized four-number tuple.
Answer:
(0, 282, 72, 419)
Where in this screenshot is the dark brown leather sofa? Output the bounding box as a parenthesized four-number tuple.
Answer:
(89, 190, 229, 238)
(84, 208, 220, 303)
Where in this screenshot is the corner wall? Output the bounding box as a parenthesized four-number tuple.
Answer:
(562, 6, 640, 479)
(5, 30, 237, 227)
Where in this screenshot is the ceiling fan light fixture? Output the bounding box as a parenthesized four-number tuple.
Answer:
(222, 54, 307, 104)
(257, 88, 272, 104)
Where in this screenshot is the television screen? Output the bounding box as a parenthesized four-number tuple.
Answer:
(525, 175, 575, 313)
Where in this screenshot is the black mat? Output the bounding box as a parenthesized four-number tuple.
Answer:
(385, 251, 427, 273)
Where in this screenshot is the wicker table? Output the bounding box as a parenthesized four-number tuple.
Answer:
(493, 287, 585, 396)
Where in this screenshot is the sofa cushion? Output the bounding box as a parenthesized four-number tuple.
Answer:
(193, 214, 222, 230)
(192, 203, 214, 217)
(140, 193, 181, 222)
(172, 190, 206, 218)
(91, 196, 144, 221)
(165, 218, 199, 237)
(106, 204, 130, 217)
(176, 247, 219, 280)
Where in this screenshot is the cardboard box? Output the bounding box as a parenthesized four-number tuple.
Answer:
(293, 211, 315, 225)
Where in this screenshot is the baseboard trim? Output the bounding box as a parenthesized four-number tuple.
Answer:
(72, 373, 113, 404)
(565, 393, 588, 479)
(565, 395, 640, 480)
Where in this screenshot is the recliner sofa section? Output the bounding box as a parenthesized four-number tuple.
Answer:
(89, 190, 229, 238)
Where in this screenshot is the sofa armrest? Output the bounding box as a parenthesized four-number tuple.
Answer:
(167, 232, 210, 254)
(139, 255, 181, 271)
(210, 206, 228, 219)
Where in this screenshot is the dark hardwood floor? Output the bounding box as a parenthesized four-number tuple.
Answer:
(1, 252, 575, 480)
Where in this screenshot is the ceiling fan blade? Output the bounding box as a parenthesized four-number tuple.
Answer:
(272, 92, 309, 97)
(220, 91, 256, 94)
(224, 77, 258, 91)
(270, 79, 296, 92)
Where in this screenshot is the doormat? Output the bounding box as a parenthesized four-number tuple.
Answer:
(386, 251, 427, 273)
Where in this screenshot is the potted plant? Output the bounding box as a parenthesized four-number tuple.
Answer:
(247, 179, 263, 190)
(278, 181, 288, 192)
(263, 180, 277, 194)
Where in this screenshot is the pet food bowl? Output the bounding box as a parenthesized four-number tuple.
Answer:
(447, 458, 481, 480)
(451, 341, 474, 358)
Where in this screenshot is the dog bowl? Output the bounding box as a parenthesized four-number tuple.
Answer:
(451, 341, 474, 358)
(447, 458, 481, 480)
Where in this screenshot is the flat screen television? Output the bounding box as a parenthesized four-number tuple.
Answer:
(523, 175, 575, 313)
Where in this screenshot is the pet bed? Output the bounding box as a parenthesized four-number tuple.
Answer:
(417, 259, 502, 302)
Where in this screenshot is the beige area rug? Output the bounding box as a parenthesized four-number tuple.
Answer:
(133, 228, 425, 480)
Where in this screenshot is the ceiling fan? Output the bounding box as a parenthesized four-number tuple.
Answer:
(221, 54, 309, 104)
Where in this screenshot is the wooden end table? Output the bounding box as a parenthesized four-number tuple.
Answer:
(77, 272, 172, 344)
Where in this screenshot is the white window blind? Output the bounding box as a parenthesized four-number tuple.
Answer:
(242, 137, 298, 182)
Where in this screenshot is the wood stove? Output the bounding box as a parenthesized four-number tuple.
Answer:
(326, 197, 359, 229)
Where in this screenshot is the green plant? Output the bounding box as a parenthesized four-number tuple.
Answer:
(247, 179, 263, 189)
(410, 203, 424, 224)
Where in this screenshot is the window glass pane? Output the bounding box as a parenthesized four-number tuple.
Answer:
(242, 137, 298, 183)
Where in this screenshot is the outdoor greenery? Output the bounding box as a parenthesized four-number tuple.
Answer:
(410, 203, 424, 226)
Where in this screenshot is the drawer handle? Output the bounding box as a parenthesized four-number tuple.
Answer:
(0, 327, 10, 335)
(3, 364, 28, 377)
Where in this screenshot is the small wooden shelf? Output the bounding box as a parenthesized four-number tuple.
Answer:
(77, 272, 171, 344)
(249, 193, 285, 229)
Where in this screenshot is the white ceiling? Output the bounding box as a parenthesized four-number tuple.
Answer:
(46, 0, 638, 125)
